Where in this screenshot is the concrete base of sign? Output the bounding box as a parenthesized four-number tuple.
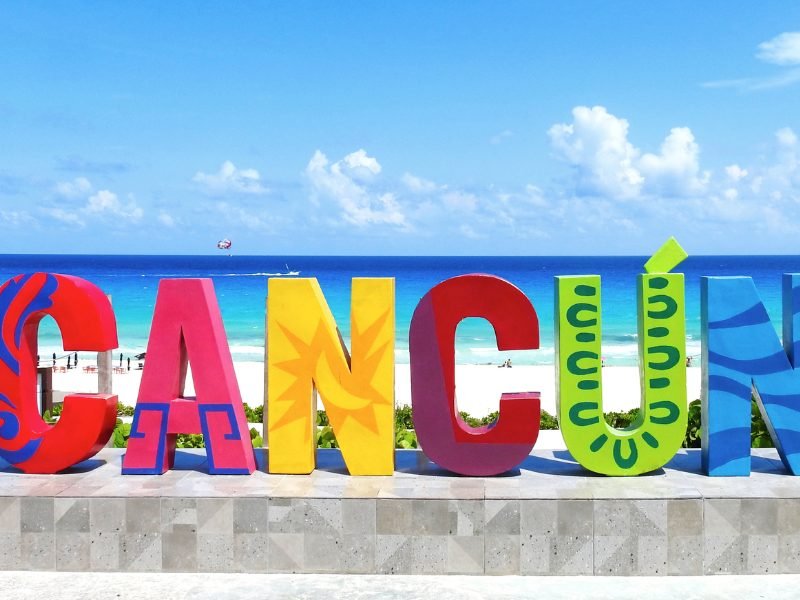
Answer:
(1, 448, 799, 575)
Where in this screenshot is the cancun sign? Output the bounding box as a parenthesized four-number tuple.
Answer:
(1, 238, 798, 480)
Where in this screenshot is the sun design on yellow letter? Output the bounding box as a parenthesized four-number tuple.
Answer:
(267, 278, 395, 475)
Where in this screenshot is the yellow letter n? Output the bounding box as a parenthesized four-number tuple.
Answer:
(267, 278, 394, 475)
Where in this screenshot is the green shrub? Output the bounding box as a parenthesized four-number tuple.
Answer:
(682, 399, 702, 448)
(105, 397, 780, 452)
(604, 408, 641, 429)
(112, 419, 131, 448)
(395, 405, 414, 430)
(395, 428, 417, 449)
(751, 398, 773, 448)
(249, 427, 263, 448)
(117, 402, 135, 417)
(242, 403, 263, 423)
(458, 410, 500, 428)
(540, 410, 559, 430)
(176, 433, 204, 448)
(316, 425, 338, 448)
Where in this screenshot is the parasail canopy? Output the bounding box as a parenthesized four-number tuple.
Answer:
(217, 239, 232, 250)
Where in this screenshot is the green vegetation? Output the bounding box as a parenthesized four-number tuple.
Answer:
(242, 403, 263, 424)
(102, 396, 777, 451)
(682, 399, 702, 448)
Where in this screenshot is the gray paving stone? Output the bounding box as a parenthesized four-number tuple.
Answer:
(0, 533, 22, 570)
(21, 497, 54, 533)
(552, 535, 593, 575)
(234, 497, 269, 533)
(0, 498, 20, 534)
(557, 500, 593, 536)
(485, 499, 520, 535)
(411, 499, 449, 535)
(668, 535, 703, 575)
(161, 498, 197, 534)
(485, 534, 519, 574)
(119, 532, 161, 571)
(1, 447, 800, 575)
(197, 498, 233, 534)
(447, 536, 483, 574)
(376, 499, 412, 535)
(20, 532, 55, 570)
(268, 532, 304, 572)
(55, 532, 90, 570)
(125, 498, 160, 534)
(409, 536, 447, 574)
(197, 533, 235, 572)
(161, 530, 197, 571)
(342, 499, 375, 536)
(89, 531, 120, 570)
(746, 534, 779, 573)
(233, 533, 269, 573)
(779, 534, 800, 573)
(339, 534, 375, 574)
(91, 498, 125, 533)
(55, 498, 90, 533)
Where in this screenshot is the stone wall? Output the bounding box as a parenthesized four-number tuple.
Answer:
(1, 448, 798, 575)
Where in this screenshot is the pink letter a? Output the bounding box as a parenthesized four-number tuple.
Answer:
(122, 279, 256, 475)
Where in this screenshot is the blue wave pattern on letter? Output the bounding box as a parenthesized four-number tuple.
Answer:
(0, 273, 56, 464)
(702, 275, 800, 476)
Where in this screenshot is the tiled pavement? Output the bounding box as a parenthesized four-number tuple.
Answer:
(1, 448, 800, 575)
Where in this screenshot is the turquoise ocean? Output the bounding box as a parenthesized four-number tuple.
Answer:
(2, 254, 799, 366)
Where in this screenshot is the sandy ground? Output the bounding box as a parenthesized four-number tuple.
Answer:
(52, 361, 702, 418)
(4, 572, 800, 600)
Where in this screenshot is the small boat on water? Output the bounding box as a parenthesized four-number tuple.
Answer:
(282, 264, 300, 276)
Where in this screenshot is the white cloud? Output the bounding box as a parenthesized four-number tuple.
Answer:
(777, 127, 798, 147)
(157, 211, 176, 227)
(725, 164, 748, 181)
(703, 32, 800, 91)
(193, 161, 267, 196)
(758, 32, 800, 65)
(340, 149, 381, 178)
(459, 224, 485, 239)
(524, 184, 549, 207)
(638, 127, 708, 195)
(46, 183, 143, 225)
(0, 210, 34, 226)
(305, 150, 407, 228)
(442, 191, 478, 211)
(44, 207, 85, 227)
(86, 190, 143, 221)
(402, 172, 440, 194)
(549, 106, 643, 199)
(490, 130, 513, 145)
(548, 106, 704, 199)
(54, 177, 92, 198)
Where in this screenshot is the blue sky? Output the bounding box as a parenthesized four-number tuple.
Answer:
(1, 2, 800, 255)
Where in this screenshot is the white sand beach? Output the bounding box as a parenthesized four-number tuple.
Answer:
(50, 361, 702, 419)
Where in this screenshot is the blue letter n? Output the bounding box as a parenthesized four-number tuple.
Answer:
(702, 274, 800, 476)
